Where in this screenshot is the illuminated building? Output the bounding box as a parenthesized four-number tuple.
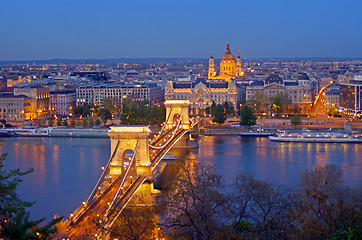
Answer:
(76, 83, 164, 106)
(14, 86, 51, 120)
(246, 73, 317, 113)
(7, 76, 31, 87)
(0, 94, 30, 122)
(165, 77, 237, 114)
(50, 90, 76, 116)
(325, 85, 340, 110)
(208, 42, 243, 81)
(340, 75, 362, 117)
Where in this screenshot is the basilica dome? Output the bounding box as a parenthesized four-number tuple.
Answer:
(222, 42, 235, 61)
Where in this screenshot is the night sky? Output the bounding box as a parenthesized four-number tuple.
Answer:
(1, 0, 361, 60)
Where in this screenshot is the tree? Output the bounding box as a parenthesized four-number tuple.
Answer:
(99, 108, 112, 126)
(290, 115, 302, 126)
(212, 104, 226, 125)
(70, 120, 76, 127)
(62, 120, 68, 127)
(290, 165, 361, 239)
(88, 119, 94, 127)
(161, 161, 227, 240)
(240, 105, 257, 126)
(82, 119, 88, 127)
(47, 119, 53, 126)
(271, 93, 291, 116)
(102, 97, 120, 116)
(56, 119, 62, 126)
(248, 92, 269, 114)
(224, 173, 293, 239)
(0, 153, 62, 239)
(210, 101, 216, 117)
(106, 197, 162, 240)
(95, 119, 101, 126)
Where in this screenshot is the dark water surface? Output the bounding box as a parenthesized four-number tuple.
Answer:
(0, 136, 360, 221)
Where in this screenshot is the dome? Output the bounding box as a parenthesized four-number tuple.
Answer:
(222, 42, 235, 61)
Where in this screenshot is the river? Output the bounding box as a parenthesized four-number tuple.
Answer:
(0, 136, 360, 221)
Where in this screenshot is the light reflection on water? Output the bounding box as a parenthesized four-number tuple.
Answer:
(0, 136, 360, 221)
(184, 136, 360, 188)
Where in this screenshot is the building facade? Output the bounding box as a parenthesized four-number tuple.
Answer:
(208, 42, 243, 81)
(165, 77, 237, 114)
(13, 85, 51, 120)
(325, 84, 340, 110)
(76, 83, 164, 107)
(50, 90, 76, 116)
(340, 76, 362, 117)
(0, 94, 31, 122)
(246, 74, 317, 113)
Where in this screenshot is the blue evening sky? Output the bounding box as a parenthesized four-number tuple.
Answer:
(1, 0, 361, 60)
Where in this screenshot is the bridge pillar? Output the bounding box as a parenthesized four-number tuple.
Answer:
(164, 100, 190, 130)
(107, 126, 151, 177)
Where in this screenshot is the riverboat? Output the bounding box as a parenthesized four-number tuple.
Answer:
(47, 127, 109, 138)
(0, 127, 110, 138)
(0, 126, 49, 137)
(269, 130, 362, 143)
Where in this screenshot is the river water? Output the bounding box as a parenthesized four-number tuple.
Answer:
(0, 136, 360, 221)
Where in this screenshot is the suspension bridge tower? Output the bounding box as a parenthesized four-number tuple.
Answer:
(164, 100, 190, 130)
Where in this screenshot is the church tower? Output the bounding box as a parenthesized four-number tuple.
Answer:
(219, 41, 236, 78)
(236, 50, 243, 76)
(208, 52, 216, 77)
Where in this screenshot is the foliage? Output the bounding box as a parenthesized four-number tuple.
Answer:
(161, 161, 227, 240)
(47, 119, 53, 126)
(98, 108, 112, 125)
(108, 201, 161, 240)
(73, 104, 93, 118)
(120, 101, 165, 126)
(95, 119, 101, 126)
(212, 104, 226, 125)
(271, 93, 291, 116)
(70, 120, 76, 127)
(82, 119, 88, 127)
(101, 97, 120, 116)
(240, 105, 257, 126)
(210, 101, 216, 117)
(0, 153, 62, 239)
(290, 115, 302, 126)
(248, 92, 269, 114)
(290, 165, 361, 239)
(328, 108, 342, 117)
(225, 174, 293, 239)
(62, 120, 68, 127)
(88, 119, 94, 127)
(56, 119, 62, 126)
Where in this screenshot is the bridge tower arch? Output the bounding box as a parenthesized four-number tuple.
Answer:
(107, 125, 151, 177)
(164, 100, 190, 130)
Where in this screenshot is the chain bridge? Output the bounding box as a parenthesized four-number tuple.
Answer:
(56, 100, 198, 238)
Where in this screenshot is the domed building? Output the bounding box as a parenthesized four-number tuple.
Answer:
(208, 42, 243, 81)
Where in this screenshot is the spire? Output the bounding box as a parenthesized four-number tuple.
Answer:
(210, 51, 213, 59)
(225, 41, 231, 53)
(237, 50, 241, 59)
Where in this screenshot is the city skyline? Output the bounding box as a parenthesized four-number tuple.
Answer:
(1, 0, 362, 60)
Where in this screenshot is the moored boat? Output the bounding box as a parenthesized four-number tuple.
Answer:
(269, 129, 362, 143)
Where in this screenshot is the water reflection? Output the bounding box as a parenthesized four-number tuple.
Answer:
(0, 136, 360, 223)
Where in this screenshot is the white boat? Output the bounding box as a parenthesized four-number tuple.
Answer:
(0, 126, 110, 138)
(0, 126, 50, 137)
(269, 130, 362, 143)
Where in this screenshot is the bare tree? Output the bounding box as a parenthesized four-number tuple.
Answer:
(290, 164, 361, 239)
(223, 174, 293, 239)
(161, 160, 227, 240)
